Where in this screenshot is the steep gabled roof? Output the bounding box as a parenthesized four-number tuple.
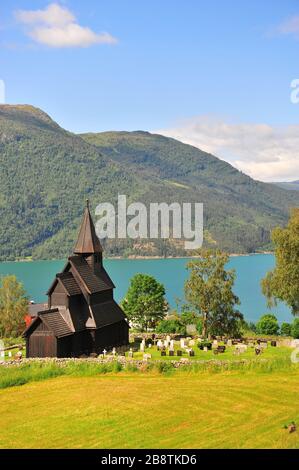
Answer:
(73, 201, 103, 255)
(56, 272, 81, 296)
(40, 309, 74, 337)
(23, 308, 74, 338)
(69, 256, 111, 294)
(90, 300, 127, 329)
(94, 264, 115, 289)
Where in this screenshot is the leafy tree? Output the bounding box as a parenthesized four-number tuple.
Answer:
(196, 319, 203, 335)
(180, 311, 199, 325)
(262, 209, 299, 315)
(184, 250, 242, 338)
(156, 319, 186, 334)
(180, 311, 203, 334)
(121, 274, 167, 331)
(248, 321, 257, 333)
(280, 322, 292, 336)
(0, 275, 28, 338)
(291, 318, 299, 339)
(256, 314, 279, 336)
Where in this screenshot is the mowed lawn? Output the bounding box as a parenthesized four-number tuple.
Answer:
(1, 370, 299, 449)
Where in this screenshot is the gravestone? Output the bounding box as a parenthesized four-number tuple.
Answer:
(271, 341, 277, 347)
(161, 351, 166, 357)
(169, 350, 174, 357)
(177, 350, 182, 356)
(189, 349, 195, 357)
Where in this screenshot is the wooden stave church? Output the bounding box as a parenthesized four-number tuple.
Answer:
(23, 202, 129, 358)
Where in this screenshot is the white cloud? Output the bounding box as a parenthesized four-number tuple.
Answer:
(157, 116, 299, 182)
(15, 3, 117, 48)
(278, 15, 299, 39)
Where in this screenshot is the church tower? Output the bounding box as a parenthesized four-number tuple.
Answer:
(73, 199, 103, 271)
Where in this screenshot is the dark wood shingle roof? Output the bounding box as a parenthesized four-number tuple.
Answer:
(73, 203, 103, 254)
(69, 256, 111, 294)
(91, 300, 126, 328)
(40, 309, 74, 337)
(56, 272, 81, 296)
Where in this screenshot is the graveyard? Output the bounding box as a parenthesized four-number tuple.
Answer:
(123, 335, 293, 363)
(0, 334, 294, 364)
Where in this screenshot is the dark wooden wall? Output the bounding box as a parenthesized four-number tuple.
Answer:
(50, 282, 68, 308)
(95, 321, 129, 353)
(28, 321, 57, 357)
(27, 321, 129, 358)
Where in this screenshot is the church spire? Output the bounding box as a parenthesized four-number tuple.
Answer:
(74, 200, 103, 255)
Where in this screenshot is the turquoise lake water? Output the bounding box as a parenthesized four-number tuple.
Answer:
(0, 255, 293, 324)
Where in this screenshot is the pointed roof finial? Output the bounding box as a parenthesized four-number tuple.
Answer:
(73, 201, 103, 254)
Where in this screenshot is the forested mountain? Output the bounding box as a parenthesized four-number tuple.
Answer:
(0, 104, 299, 260)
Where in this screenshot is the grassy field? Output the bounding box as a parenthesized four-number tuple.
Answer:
(1, 366, 299, 449)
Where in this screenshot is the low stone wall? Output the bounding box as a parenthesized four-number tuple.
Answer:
(0, 356, 256, 369)
(129, 333, 185, 341)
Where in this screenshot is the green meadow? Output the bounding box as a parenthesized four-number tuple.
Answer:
(0, 350, 299, 449)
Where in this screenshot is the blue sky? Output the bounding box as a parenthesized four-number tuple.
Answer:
(1, 1, 299, 180)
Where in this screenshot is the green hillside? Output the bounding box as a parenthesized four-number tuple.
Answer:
(0, 104, 299, 260)
(81, 131, 299, 253)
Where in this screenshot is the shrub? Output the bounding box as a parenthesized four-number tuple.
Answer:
(280, 322, 292, 336)
(112, 361, 123, 373)
(198, 340, 212, 350)
(256, 314, 279, 335)
(156, 319, 186, 334)
(248, 322, 257, 333)
(156, 361, 174, 374)
(291, 318, 299, 339)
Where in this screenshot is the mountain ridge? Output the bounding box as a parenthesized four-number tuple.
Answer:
(0, 104, 299, 260)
